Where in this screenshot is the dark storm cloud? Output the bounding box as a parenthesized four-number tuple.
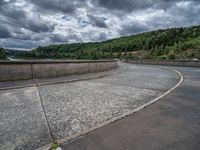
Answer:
(0, 6, 26, 20)
(50, 34, 68, 42)
(0, 0, 16, 6)
(49, 33, 85, 43)
(88, 15, 108, 28)
(0, 2, 55, 41)
(0, 26, 12, 38)
(29, 0, 86, 14)
(98, 32, 108, 41)
(95, 0, 193, 12)
(119, 23, 150, 35)
(94, 0, 155, 12)
(25, 20, 55, 33)
(1, 38, 39, 49)
(112, 0, 200, 36)
(0, 0, 200, 49)
(12, 32, 44, 41)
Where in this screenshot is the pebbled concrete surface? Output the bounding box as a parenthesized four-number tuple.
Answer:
(0, 87, 53, 150)
(38, 64, 179, 139)
(62, 66, 200, 150)
(0, 63, 179, 149)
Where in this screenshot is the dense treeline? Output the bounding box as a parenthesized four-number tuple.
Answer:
(0, 48, 6, 60)
(14, 25, 200, 60)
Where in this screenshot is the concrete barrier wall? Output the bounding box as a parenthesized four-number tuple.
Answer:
(126, 60, 200, 68)
(0, 60, 118, 81)
(0, 64, 32, 81)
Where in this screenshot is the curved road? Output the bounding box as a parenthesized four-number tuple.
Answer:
(62, 65, 200, 150)
(0, 63, 198, 149)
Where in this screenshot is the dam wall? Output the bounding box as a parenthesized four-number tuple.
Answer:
(0, 60, 118, 81)
(126, 59, 200, 68)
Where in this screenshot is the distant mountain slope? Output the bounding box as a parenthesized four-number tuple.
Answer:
(4, 48, 29, 58)
(0, 48, 7, 60)
(17, 25, 200, 60)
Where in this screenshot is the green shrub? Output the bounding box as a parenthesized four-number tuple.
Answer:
(168, 53, 176, 60)
(50, 142, 59, 150)
(158, 55, 168, 60)
(0, 48, 6, 59)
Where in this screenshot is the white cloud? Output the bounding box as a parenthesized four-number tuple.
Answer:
(0, 0, 200, 49)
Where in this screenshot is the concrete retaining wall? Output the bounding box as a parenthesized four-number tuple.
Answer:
(0, 60, 118, 81)
(126, 59, 200, 68)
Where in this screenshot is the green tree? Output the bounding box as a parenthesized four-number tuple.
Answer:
(0, 48, 7, 60)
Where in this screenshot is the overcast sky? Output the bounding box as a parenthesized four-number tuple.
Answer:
(0, 0, 200, 49)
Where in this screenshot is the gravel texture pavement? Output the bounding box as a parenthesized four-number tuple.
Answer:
(0, 63, 179, 149)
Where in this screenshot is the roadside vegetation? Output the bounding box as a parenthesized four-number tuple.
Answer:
(0, 48, 7, 60)
(49, 142, 60, 150)
(5, 25, 200, 60)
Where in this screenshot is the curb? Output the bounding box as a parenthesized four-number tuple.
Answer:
(43, 64, 184, 149)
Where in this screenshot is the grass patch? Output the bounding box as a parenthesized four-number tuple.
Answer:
(50, 141, 60, 150)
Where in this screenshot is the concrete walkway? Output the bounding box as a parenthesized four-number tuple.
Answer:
(0, 65, 126, 91)
(0, 63, 180, 150)
(62, 66, 200, 150)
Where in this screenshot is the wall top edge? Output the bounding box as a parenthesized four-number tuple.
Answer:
(0, 59, 117, 64)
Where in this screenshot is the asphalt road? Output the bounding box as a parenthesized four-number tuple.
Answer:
(0, 63, 182, 149)
(62, 66, 200, 150)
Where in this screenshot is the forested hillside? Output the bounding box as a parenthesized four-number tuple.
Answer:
(15, 25, 200, 60)
(0, 48, 6, 60)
